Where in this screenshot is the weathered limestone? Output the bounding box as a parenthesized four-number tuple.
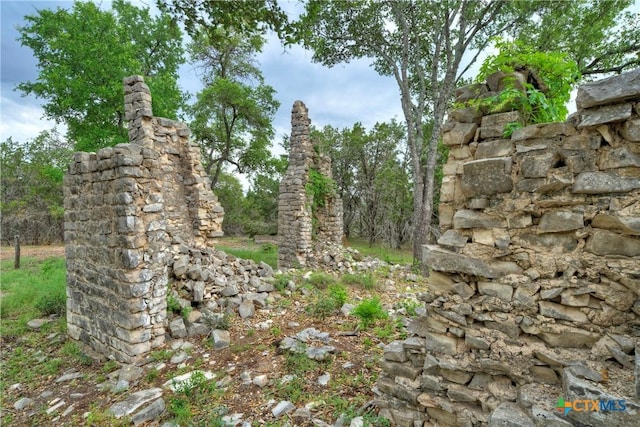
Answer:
(377, 68, 640, 427)
(65, 76, 224, 363)
(277, 101, 343, 269)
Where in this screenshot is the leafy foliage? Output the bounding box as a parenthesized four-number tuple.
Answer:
(476, 39, 581, 126)
(508, 0, 639, 77)
(1, 131, 71, 244)
(158, 0, 294, 42)
(306, 168, 336, 209)
(353, 297, 387, 329)
(17, 0, 185, 151)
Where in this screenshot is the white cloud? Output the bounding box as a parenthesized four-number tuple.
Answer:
(0, 95, 63, 143)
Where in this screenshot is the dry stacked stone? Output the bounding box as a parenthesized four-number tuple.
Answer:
(376, 68, 640, 426)
(278, 101, 344, 269)
(64, 76, 224, 363)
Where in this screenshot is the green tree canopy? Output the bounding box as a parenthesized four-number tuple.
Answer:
(17, 0, 185, 152)
(509, 0, 639, 77)
(1, 130, 72, 244)
(188, 27, 279, 190)
(158, 0, 293, 42)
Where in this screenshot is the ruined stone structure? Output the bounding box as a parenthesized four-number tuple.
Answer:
(376, 68, 640, 426)
(64, 76, 225, 363)
(278, 101, 343, 269)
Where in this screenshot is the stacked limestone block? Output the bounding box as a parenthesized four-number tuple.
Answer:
(278, 101, 315, 268)
(312, 153, 344, 247)
(375, 68, 640, 426)
(65, 76, 224, 363)
(278, 101, 344, 269)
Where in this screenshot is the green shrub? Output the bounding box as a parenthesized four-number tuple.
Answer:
(342, 273, 375, 289)
(306, 283, 347, 319)
(35, 292, 66, 316)
(353, 297, 387, 328)
(327, 284, 348, 305)
(306, 272, 337, 289)
(273, 273, 291, 292)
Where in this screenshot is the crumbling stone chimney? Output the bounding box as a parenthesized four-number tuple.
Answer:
(64, 76, 224, 363)
(277, 101, 343, 269)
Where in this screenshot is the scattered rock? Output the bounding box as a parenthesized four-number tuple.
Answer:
(108, 388, 163, 418)
(272, 400, 295, 417)
(55, 372, 85, 383)
(13, 397, 34, 410)
(27, 318, 52, 329)
(211, 329, 230, 350)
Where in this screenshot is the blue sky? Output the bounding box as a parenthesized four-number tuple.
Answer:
(0, 0, 403, 153)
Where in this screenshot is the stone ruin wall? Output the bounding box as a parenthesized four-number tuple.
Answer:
(376, 68, 640, 426)
(64, 76, 225, 363)
(278, 100, 343, 269)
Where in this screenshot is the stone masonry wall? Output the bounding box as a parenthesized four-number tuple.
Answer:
(64, 76, 224, 363)
(278, 101, 344, 269)
(376, 68, 640, 426)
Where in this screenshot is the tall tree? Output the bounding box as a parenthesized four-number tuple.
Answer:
(17, 0, 185, 151)
(297, 0, 637, 260)
(188, 28, 280, 190)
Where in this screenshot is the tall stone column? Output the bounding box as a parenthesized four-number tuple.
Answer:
(278, 101, 315, 268)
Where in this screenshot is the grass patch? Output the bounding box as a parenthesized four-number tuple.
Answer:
(342, 273, 376, 290)
(306, 272, 337, 289)
(216, 243, 277, 269)
(346, 237, 413, 265)
(0, 257, 66, 335)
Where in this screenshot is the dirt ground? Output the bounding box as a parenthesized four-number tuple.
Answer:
(0, 245, 65, 262)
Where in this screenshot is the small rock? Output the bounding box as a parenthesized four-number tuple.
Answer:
(253, 375, 269, 387)
(27, 318, 51, 329)
(340, 303, 355, 316)
(306, 346, 336, 361)
(170, 351, 189, 364)
(9, 383, 22, 392)
(221, 413, 244, 426)
(163, 371, 215, 392)
(131, 398, 165, 426)
(238, 301, 255, 319)
(62, 403, 76, 417)
(292, 407, 311, 423)
(46, 399, 66, 415)
(119, 365, 144, 382)
(55, 372, 84, 383)
(211, 329, 230, 350)
(112, 380, 130, 393)
(13, 397, 34, 410)
(169, 318, 187, 339)
(350, 417, 364, 427)
(317, 373, 330, 386)
(272, 400, 295, 417)
(108, 388, 163, 418)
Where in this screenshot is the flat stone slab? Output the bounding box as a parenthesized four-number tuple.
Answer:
(576, 67, 640, 109)
(577, 103, 633, 128)
(108, 388, 162, 418)
(572, 172, 640, 194)
(422, 245, 500, 278)
(462, 157, 513, 197)
(585, 229, 640, 257)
